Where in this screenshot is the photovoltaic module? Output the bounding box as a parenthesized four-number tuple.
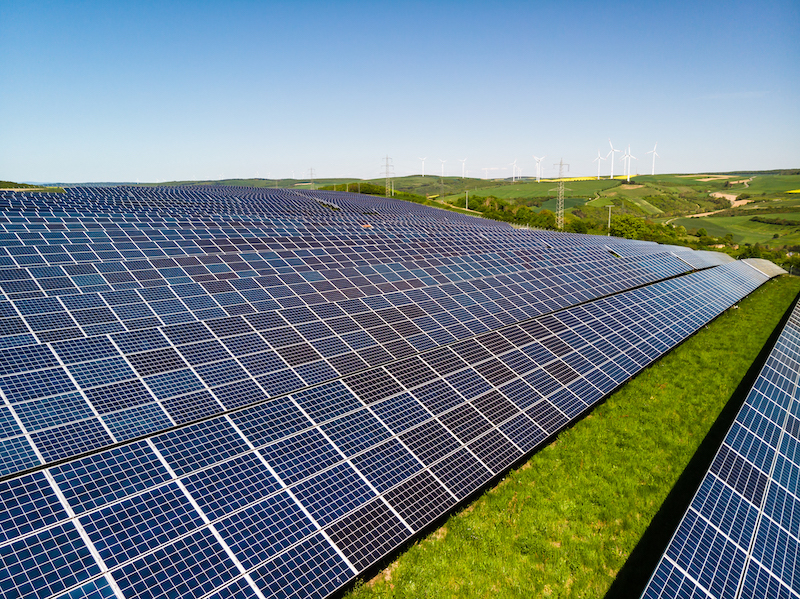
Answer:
(0, 186, 781, 599)
(643, 295, 800, 598)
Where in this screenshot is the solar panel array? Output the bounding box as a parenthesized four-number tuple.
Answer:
(643, 299, 800, 599)
(0, 186, 777, 599)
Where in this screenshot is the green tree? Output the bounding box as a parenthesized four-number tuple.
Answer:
(567, 219, 589, 234)
(610, 214, 646, 239)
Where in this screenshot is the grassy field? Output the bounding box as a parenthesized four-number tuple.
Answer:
(345, 275, 800, 599)
(673, 213, 800, 245)
(442, 180, 621, 203)
(744, 174, 800, 195)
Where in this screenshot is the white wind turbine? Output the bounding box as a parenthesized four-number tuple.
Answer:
(419, 157, 427, 177)
(607, 139, 621, 179)
(623, 145, 637, 182)
(620, 147, 629, 180)
(510, 159, 518, 182)
(533, 155, 546, 182)
(645, 143, 659, 175)
(439, 159, 447, 178)
(459, 158, 467, 178)
(593, 150, 606, 180)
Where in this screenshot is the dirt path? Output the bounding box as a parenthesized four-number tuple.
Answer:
(710, 191, 752, 208)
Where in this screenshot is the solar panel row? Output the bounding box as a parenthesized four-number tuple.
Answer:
(0, 193, 702, 479)
(0, 186, 778, 599)
(643, 298, 800, 599)
(0, 260, 768, 599)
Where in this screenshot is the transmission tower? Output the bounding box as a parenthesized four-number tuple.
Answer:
(382, 156, 394, 198)
(309, 167, 315, 190)
(549, 159, 570, 230)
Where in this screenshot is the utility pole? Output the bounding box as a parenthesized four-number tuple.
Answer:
(607, 204, 612, 236)
(465, 190, 469, 210)
(549, 159, 570, 230)
(382, 155, 394, 198)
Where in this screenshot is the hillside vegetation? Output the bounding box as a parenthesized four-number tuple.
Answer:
(0, 181, 65, 193)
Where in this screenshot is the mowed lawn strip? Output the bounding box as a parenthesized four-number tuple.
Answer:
(346, 275, 800, 599)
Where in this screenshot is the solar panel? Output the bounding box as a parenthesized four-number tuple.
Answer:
(0, 185, 780, 599)
(642, 298, 800, 599)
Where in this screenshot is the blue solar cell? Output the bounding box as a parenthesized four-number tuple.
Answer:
(102, 402, 173, 441)
(212, 378, 268, 410)
(256, 368, 306, 397)
(324, 497, 410, 570)
(321, 408, 392, 457)
(430, 447, 493, 499)
(350, 438, 423, 493)
(81, 481, 205, 568)
(32, 417, 114, 462)
(15, 391, 94, 432)
(152, 418, 249, 477)
(260, 428, 341, 485)
(84, 379, 153, 414)
(182, 452, 281, 521)
(67, 357, 136, 388)
(53, 577, 118, 599)
(0, 471, 68, 544)
(177, 339, 232, 366)
(0, 366, 77, 403)
(250, 532, 352, 599)
(0, 522, 100, 599)
(204, 577, 260, 599)
(144, 369, 205, 400)
(292, 461, 376, 526)
(112, 527, 240, 599)
(0, 344, 59, 376)
(189, 356, 245, 385)
(215, 490, 317, 569)
(292, 381, 362, 424)
(111, 329, 171, 353)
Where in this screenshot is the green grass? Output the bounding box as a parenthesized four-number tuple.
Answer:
(445, 180, 621, 202)
(586, 197, 614, 208)
(538, 197, 590, 212)
(0, 181, 65, 193)
(745, 174, 800, 195)
(672, 214, 800, 245)
(346, 275, 800, 599)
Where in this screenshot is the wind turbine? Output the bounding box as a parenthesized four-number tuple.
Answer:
(645, 143, 659, 175)
(533, 155, 546, 182)
(459, 158, 467, 178)
(607, 139, 621, 179)
(593, 150, 606, 180)
(439, 159, 447, 178)
(510, 159, 518, 182)
(620, 147, 629, 180)
(419, 157, 427, 177)
(624, 145, 637, 182)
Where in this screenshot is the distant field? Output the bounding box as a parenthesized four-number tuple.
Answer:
(743, 174, 800, 195)
(538, 197, 590, 212)
(443, 179, 621, 202)
(586, 197, 614, 207)
(673, 213, 800, 245)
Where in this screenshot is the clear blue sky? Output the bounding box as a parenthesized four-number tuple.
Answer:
(1, 0, 798, 183)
